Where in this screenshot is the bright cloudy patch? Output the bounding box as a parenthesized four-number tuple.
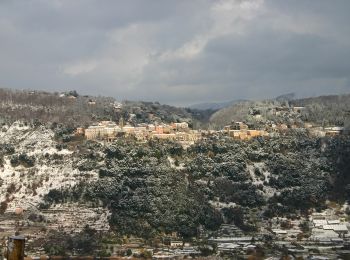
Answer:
(62, 61, 98, 76)
(0, 0, 349, 105)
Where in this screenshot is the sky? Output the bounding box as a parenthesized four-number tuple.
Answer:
(0, 0, 350, 106)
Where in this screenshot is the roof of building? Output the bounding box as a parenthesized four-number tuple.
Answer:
(210, 236, 253, 242)
(272, 229, 288, 234)
(324, 126, 344, 131)
(323, 224, 348, 232)
(327, 220, 341, 224)
(313, 219, 328, 225)
(218, 243, 240, 249)
(311, 229, 339, 239)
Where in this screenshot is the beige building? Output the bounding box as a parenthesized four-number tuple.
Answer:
(152, 133, 176, 140)
(123, 125, 135, 133)
(325, 126, 344, 136)
(172, 122, 189, 131)
(85, 121, 122, 140)
(293, 106, 305, 113)
(228, 129, 268, 140)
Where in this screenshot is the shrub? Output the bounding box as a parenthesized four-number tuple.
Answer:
(0, 201, 8, 214)
(10, 153, 35, 168)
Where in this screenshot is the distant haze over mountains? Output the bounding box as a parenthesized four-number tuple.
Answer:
(189, 99, 248, 111)
(275, 93, 296, 102)
(189, 93, 296, 110)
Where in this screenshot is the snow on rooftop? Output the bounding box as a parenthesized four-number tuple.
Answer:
(323, 225, 348, 232)
(272, 229, 288, 234)
(327, 220, 340, 224)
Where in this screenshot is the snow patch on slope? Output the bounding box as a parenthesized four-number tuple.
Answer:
(0, 123, 92, 212)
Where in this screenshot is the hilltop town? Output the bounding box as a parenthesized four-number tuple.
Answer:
(77, 103, 347, 145)
(81, 121, 201, 144)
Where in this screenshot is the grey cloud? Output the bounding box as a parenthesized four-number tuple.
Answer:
(0, 0, 349, 105)
(136, 31, 350, 103)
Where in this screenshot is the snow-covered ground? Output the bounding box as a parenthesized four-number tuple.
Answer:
(0, 123, 75, 209)
(247, 162, 276, 198)
(0, 122, 107, 231)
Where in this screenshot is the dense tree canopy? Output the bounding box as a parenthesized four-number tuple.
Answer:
(42, 134, 350, 239)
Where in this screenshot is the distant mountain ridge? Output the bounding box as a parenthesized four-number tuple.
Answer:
(275, 92, 296, 101)
(189, 99, 248, 110)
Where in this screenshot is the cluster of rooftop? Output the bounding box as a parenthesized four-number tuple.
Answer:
(78, 121, 202, 144)
(223, 121, 269, 140)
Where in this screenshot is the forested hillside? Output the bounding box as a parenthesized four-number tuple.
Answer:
(0, 88, 210, 129)
(40, 133, 350, 239)
(209, 94, 350, 128)
(291, 94, 350, 127)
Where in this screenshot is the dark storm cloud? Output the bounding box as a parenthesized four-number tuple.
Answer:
(0, 0, 349, 105)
